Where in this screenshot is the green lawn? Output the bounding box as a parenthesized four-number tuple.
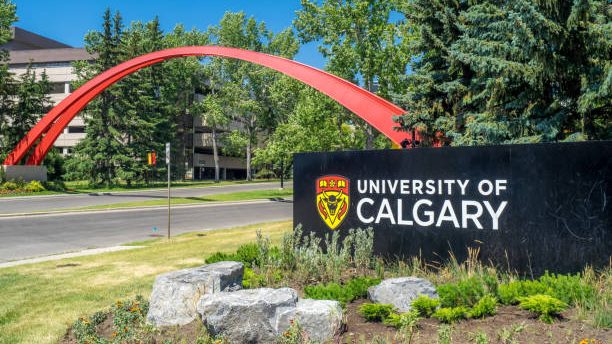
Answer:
(58, 188, 293, 211)
(63, 179, 283, 193)
(0, 179, 285, 198)
(0, 221, 292, 344)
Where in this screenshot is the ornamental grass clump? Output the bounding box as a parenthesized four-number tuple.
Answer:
(518, 294, 568, 323)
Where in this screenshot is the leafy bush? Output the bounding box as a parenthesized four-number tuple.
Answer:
(24, 180, 46, 192)
(242, 267, 265, 289)
(1, 181, 18, 191)
(410, 295, 440, 317)
(432, 306, 468, 323)
(112, 295, 149, 341)
(235, 243, 260, 267)
(518, 294, 567, 323)
(303, 277, 380, 306)
(437, 277, 486, 307)
(72, 296, 149, 343)
(467, 295, 497, 318)
(358, 303, 395, 322)
(497, 272, 594, 306)
(205, 251, 236, 265)
(538, 272, 595, 305)
(205, 243, 262, 268)
(279, 226, 374, 283)
(497, 280, 551, 305)
(383, 309, 420, 328)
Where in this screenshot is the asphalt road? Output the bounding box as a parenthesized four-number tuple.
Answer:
(0, 199, 292, 262)
(0, 181, 288, 215)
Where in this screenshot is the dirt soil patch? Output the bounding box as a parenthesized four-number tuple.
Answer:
(341, 302, 611, 343)
(62, 300, 611, 344)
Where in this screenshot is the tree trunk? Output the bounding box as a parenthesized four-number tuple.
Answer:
(364, 78, 375, 149)
(212, 127, 220, 183)
(246, 127, 252, 181)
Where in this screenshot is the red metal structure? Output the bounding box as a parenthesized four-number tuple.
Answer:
(3, 46, 408, 166)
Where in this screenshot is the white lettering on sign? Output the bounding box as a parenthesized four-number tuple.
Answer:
(353, 179, 509, 230)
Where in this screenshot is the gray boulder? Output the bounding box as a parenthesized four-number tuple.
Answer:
(368, 277, 437, 312)
(147, 261, 243, 326)
(277, 299, 343, 343)
(197, 287, 298, 344)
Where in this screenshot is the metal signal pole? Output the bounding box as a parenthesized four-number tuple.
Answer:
(166, 142, 171, 239)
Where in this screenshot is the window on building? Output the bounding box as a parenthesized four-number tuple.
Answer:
(50, 82, 66, 94)
(67, 126, 85, 133)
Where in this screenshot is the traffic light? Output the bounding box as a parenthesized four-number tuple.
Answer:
(147, 151, 157, 165)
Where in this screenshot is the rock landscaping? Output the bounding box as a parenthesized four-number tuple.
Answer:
(62, 227, 611, 344)
(367, 277, 437, 312)
(146, 261, 244, 326)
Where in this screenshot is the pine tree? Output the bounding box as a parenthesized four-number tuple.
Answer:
(396, 0, 611, 145)
(67, 9, 125, 186)
(4, 65, 51, 148)
(0, 0, 16, 155)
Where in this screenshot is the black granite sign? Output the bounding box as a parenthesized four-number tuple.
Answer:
(293, 141, 611, 274)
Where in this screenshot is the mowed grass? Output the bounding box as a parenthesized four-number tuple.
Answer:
(0, 221, 291, 344)
(64, 188, 293, 211)
(63, 179, 283, 193)
(0, 179, 285, 198)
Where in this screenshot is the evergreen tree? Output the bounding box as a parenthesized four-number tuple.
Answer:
(114, 17, 173, 185)
(4, 65, 51, 148)
(0, 0, 16, 155)
(66, 9, 124, 185)
(396, 0, 611, 145)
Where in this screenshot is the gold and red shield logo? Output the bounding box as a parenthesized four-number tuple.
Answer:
(316, 175, 350, 230)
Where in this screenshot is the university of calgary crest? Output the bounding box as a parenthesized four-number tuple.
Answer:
(316, 175, 350, 230)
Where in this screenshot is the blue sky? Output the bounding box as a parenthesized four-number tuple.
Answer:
(13, 0, 325, 68)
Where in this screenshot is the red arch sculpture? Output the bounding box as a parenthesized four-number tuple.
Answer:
(3, 46, 409, 166)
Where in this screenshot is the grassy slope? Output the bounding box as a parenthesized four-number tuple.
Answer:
(66, 188, 293, 211)
(0, 221, 291, 344)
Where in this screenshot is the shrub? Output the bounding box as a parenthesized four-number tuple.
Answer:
(303, 277, 380, 306)
(279, 226, 375, 283)
(112, 295, 149, 341)
(359, 303, 395, 322)
(235, 243, 260, 267)
(497, 273, 594, 307)
(205, 251, 236, 265)
(1, 181, 18, 191)
(383, 309, 420, 329)
(518, 294, 567, 323)
(242, 267, 265, 289)
(437, 277, 486, 307)
(467, 295, 497, 318)
(432, 306, 468, 323)
(24, 180, 46, 192)
(539, 272, 595, 305)
(410, 295, 440, 317)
